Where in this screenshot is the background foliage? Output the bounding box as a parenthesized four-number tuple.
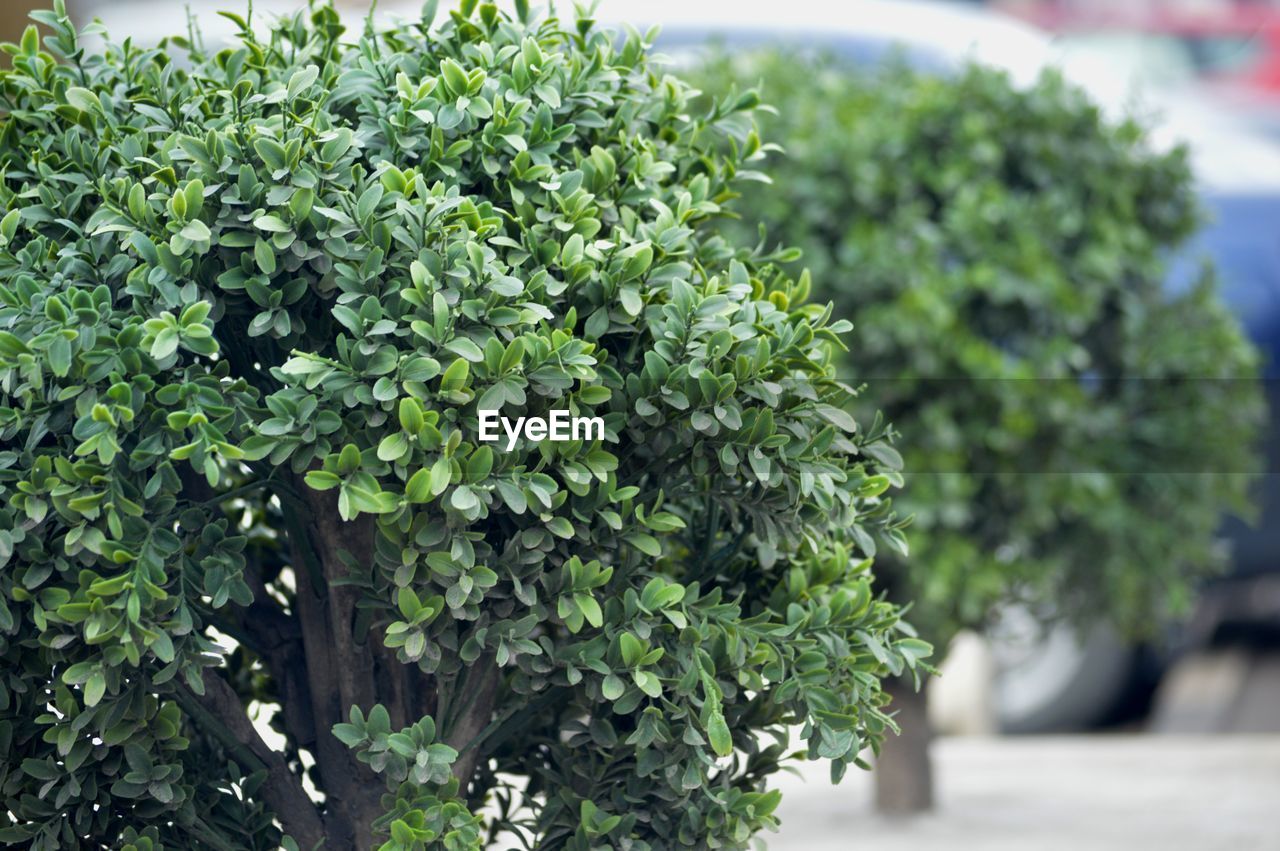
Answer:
(698, 52, 1264, 648)
(0, 3, 923, 849)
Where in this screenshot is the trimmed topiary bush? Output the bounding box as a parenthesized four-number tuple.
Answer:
(0, 3, 924, 849)
(698, 50, 1263, 807)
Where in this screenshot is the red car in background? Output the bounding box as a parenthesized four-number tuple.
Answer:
(1001, 1, 1280, 102)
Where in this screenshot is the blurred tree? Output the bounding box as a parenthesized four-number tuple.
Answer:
(696, 53, 1265, 813)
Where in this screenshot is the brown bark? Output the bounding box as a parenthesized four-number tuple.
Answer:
(443, 656, 502, 790)
(874, 676, 935, 815)
(190, 472, 502, 848)
(286, 484, 387, 849)
(241, 565, 319, 751)
(187, 671, 325, 850)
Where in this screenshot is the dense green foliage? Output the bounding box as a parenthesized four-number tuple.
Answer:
(699, 53, 1263, 646)
(0, 4, 923, 849)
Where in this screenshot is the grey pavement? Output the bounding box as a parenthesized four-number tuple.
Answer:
(766, 736, 1280, 850)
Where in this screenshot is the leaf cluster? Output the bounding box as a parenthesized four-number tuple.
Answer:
(0, 4, 922, 849)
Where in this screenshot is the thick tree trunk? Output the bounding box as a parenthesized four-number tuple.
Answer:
(281, 479, 500, 848)
(874, 676, 935, 815)
(199, 473, 503, 849)
(288, 486, 391, 850)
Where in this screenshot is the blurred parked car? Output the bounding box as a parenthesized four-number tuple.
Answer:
(1004, 0, 1280, 94)
(1001, 1, 1280, 139)
(80, 0, 1280, 732)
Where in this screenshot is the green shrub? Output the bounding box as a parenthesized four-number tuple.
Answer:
(0, 4, 923, 849)
(699, 53, 1263, 647)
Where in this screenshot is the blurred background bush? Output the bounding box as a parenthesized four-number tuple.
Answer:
(695, 49, 1266, 811)
(703, 52, 1261, 644)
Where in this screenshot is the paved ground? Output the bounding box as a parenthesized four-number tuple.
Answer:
(766, 736, 1280, 850)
